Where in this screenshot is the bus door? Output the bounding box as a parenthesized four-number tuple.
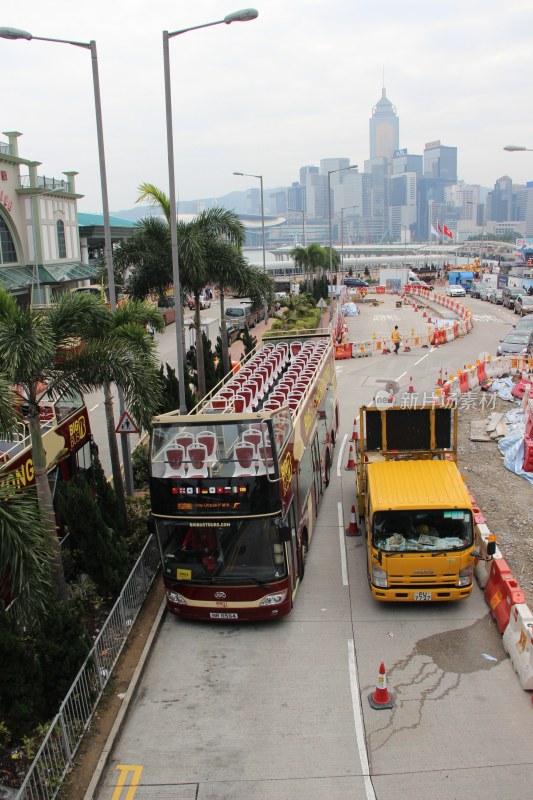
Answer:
(284, 501, 299, 589)
(311, 434, 323, 500)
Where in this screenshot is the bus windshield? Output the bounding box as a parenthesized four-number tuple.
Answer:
(373, 509, 473, 553)
(151, 415, 292, 480)
(156, 518, 288, 584)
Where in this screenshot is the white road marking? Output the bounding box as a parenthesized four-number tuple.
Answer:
(348, 640, 377, 800)
(337, 502, 348, 586)
(335, 365, 344, 374)
(396, 371, 407, 381)
(414, 350, 432, 366)
(89, 404, 100, 412)
(337, 432, 348, 477)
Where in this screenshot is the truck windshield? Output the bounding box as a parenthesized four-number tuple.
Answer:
(373, 510, 473, 553)
(156, 517, 288, 584)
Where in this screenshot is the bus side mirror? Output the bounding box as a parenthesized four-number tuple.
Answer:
(278, 525, 291, 543)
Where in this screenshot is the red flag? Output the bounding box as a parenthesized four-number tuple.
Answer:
(443, 225, 453, 239)
(437, 222, 443, 233)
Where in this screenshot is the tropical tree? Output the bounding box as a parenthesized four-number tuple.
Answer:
(0, 289, 162, 600)
(122, 184, 258, 398)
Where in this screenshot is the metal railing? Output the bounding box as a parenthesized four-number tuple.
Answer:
(0, 141, 12, 156)
(14, 535, 161, 800)
(19, 175, 69, 192)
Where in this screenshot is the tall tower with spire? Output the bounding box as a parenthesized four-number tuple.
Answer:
(369, 85, 399, 162)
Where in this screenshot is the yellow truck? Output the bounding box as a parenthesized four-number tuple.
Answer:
(355, 404, 475, 602)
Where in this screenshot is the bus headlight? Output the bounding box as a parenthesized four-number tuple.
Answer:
(259, 589, 288, 606)
(372, 565, 388, 588)
(458, 565, 473, 587)
(167, 591, 188, 605)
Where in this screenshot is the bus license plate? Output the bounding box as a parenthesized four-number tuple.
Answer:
(414, 592, 432, 601)
(210, 612, 238, 619)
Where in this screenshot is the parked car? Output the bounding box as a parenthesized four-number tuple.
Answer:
(496, 330, 533, 356)
(514, 294, 533, 316)
(343, 277, 369, 288)
(223, 322, 240, 344)
(409, 280, 434, 291)
(478, 285, 492, 301)
(446, 284, 466, 297)
(488, 288, 504, 305)
(502, 286, 523, 309)
(468, 281, 483, 298)
(515, 315, 533, 332)
(225, 303, 256, 329)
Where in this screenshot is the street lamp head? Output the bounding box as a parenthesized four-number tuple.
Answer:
(0, 26, 32, 40)
(504, 145, 527, 152)
(224, 8, 259, 24)
(233, 171, 244, 176)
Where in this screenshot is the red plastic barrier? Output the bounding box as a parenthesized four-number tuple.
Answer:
(477, 362, 487, 384)
(334, 345, 345, 360)
(375, 285, 385, 294)
(484, 559, 525, 634)
(511, 378, 532, 400)
(344, 343, 352, 359)
(523, 436, 533, 472)
(458, 371, 469, 393)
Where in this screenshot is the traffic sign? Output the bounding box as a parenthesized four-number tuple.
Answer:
(115, 411, 139, 434)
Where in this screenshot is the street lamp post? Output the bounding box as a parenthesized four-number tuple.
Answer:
(164, 9, 258, 413)
(402, 225, 408, 269)
(328, 165, 358, 283)
(0, 25, 136, 492)
(233, 171, 267, 318)
(340, 205, 358, 274)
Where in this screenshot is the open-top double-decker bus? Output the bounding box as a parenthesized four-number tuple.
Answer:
(149, 332, 338, 621)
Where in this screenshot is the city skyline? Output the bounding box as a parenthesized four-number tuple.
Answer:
(3, 0, 533, 214)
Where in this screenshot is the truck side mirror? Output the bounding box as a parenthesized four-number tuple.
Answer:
(486, 539, 496, 557)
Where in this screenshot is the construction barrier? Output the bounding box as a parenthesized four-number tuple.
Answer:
(484, 559, 525, 634)
(474, 522, 502, 588)
(502, 604, 533, 690)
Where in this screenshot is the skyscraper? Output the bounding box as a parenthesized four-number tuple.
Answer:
(369, 87, 399, 162)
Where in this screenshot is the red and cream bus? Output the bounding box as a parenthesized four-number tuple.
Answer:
(149, 332, 338, 621)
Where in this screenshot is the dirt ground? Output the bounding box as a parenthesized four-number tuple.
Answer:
(456, 391, 533, 609)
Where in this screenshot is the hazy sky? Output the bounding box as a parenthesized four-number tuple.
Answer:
(3, 0, 533, 214)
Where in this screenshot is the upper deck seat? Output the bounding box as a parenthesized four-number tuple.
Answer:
(187, 443, 209, 478)
(232, 443, 256, 477)
(196, 431, 218, 465)
(163, 444, 187, 478)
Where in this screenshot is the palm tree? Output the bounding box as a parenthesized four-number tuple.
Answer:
(0, 375, 54, 617)
(0, 289, 162, 600)
(88, 300, 164, 524)
(128, 186, 251, 397)
(290, 245, 310, 283)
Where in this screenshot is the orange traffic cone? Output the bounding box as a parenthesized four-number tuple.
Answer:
(407, 376, 414, 393)
(368, 661, 395, 710)
(345, 505, 360, 536)
(345, 444, 356, 471)
(414, 303, 418, 312)
(436, 368, 443, 387)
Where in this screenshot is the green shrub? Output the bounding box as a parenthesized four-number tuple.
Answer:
(124, 494, 152, 556)
(131, 442, 150, 491)
(59, 479, 130, 597)
(0, 608, 43, 741)
(34, 598, 91, 721)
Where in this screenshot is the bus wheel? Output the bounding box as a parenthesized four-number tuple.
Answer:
(330, 430, 336, 449)
(324, 451, 331, 487)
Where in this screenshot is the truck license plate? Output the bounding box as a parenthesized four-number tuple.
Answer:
(414, 592, 432, 601)
(210, 612, 238, 619)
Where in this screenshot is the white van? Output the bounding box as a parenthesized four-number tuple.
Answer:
(225, 303, 256, 330)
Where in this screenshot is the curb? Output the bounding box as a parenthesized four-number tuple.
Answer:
(83, 596, 168, 800)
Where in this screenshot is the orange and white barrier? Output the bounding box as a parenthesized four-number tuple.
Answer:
(502, 604, 533, 690)
(474, 522, 502, 588)
(484, 559, 525, 634)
